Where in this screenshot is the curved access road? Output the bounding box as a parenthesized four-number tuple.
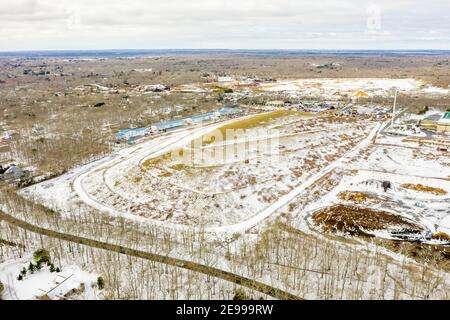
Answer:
(0, 209, 301, 300)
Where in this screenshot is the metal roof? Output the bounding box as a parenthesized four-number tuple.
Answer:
(438, 111, 450, 125)
(424, 113, 442, 121)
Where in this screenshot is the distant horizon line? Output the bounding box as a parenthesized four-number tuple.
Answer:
(1, 48, 450, 58)
(1, 48, 450, 52)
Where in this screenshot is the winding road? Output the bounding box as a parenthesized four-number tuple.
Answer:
(72, 114, 382, 234)
(0, 209, 301, 300)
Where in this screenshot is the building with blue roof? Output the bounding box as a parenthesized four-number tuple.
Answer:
(116, 107, 242, 141)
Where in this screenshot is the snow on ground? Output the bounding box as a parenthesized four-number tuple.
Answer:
(405, 109, 444, 122)
(310, 170, 449, 233)
(357, 138, 450, 178)
(257, 78, 447, 99)
(0, 255, 98, 300)
(20, 112, 376, 232)
(384, 127, 427, 137)
(422, 86, 449, 95)
(17, 105, 450, 242)
(297, 132, 450, 239)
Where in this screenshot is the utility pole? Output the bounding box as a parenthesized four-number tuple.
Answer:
(391, 89, 398, 126)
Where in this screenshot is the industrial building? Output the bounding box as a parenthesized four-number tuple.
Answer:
(437, 112, 450, 132)
(419, 113, 447, 131)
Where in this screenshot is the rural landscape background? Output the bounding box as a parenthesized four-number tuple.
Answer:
(0, 1, 449, 301)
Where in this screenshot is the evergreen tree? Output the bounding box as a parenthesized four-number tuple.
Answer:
(97, 276, 105, 290)
(28, 262, 35, 274)
(233, 288, 250, 300)
(33, 248, 51, 265)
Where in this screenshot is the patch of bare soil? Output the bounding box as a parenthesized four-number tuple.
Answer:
(312, 204, 423, 237)
(338, 191, 368, 203)
(432, 232, 450, 241)
(400, 183, 447, 195)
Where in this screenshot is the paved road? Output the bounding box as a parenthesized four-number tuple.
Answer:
(0, 209, 301, 300)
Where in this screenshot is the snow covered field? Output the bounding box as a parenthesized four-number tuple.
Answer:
(5, 109, 450, 301)
(17, 104, 450, 246)
(299, 133, 450, 240)
(257, 78, 447, 99)
(20, 112, 376, 232)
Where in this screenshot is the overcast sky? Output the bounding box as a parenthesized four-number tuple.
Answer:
(1, 0, 449, 51)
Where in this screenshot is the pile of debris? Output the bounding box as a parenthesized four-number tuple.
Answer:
(312, 204, 424, 238)
(135, 84, 169, 93)
(400, 183, 447, 195)
(338, 191, 368, 204)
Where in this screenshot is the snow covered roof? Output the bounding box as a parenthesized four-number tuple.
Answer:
(218, 76, 233, 82)
(424, 113, 442, 122)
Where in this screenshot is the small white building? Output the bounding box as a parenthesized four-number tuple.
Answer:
(218, 76, 233, 83)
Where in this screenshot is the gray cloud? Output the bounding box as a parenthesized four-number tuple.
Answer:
(0, 0, 448, 50)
